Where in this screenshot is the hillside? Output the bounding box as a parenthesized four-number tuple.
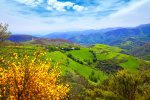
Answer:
(130, 43, 150, 60)
(29, 38, 74, 45)
(45, 23, 150, 48)
(8, 23, 150, 51)
(0, 43, 143, 80)
(1, 42, 150, 99)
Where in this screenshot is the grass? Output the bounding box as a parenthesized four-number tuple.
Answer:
(66, 47, 94, 62)
(46, 51, 72, 75)
(91, 44, 123, 60)
(91, 44, 140, 72)
(93, 44, 122, 53)
(120, 56, 139, 72)
(96, 52, 120, 60)
(68, 58, 107, 84)
(46, 51, 107, 84)
(0, 44, 144, 84)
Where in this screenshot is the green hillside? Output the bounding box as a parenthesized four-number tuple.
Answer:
(0, 43, 143, 80)
(1, 43, 150, 99)
(91, 44, 139, 72)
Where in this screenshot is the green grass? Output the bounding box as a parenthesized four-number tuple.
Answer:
(0, 44, 145, 84)
(68, 58, 107, 84)
(93, 44, 122, 53)
(91, 44, 123, 60)
(45, 51, 71, 75)
(46, 51, 107, 84)
(0, 46, 37, 60)
(96, 52, 120, 60)
(66, 47, 94, 62)
(120, 56, 139, 72)
(91, 44, 140, 72)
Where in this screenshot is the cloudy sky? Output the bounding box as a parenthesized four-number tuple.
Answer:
(0, 0, 150, 34)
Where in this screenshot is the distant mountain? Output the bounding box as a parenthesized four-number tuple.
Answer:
(8, 35, 37, 42)
(44, 23, 150, 47)
(44, 28, 119, 41)
(7, 34, 75, 46)
(8, 23, 150, 50)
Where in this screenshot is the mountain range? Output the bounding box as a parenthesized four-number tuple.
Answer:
(9, 23, 150, 51)
(44, 23, 150, 46)
(8, 34, 37, 42)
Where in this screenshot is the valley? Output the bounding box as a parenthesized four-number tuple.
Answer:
(1, 23, 150, 99)
(1, 0, 150, 99)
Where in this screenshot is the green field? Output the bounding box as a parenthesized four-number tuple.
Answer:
(46, 51, 107, 84)
(0, 44, 147, 84)
(66, 47, 94, 63)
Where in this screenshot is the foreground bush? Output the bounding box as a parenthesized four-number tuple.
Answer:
(0, 51, 69, 99)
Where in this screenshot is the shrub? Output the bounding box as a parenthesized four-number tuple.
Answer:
(74, 47, 80, 50)
(0, 51, 69, 99)
(107, 70, 150, 100)
(89, 71, 98, 83)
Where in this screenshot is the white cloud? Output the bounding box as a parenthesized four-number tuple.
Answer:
(47, 0, 87, 12)
(73, 5, 87, 12)
(15, 0, 87, 12)
(93, 0, 150, 28)
(47, 0, 73, 12)
(14, 0, 43, 7)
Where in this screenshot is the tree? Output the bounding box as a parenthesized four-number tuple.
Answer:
(0, 23, 11, 44)
(0, 51, 69, 99)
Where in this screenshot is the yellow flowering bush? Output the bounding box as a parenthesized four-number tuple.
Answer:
(0, 51, 69, 100)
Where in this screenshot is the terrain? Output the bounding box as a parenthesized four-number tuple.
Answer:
(1, 40, 149, 98)
(9, 23, 150, 51)
(130, 43, 150, 60)
(1, 23, 150, 99)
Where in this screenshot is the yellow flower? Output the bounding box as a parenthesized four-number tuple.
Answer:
(0, 67, 3, 72)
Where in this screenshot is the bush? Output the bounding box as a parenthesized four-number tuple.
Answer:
(46, 45, 59, 52)
(107, 70, 150, 100)
(67, 54, 73, 58)
(89, 71, 99, 83)
(67, 54, 84, 65)
(89, 50, 97, 62)
(0, 51, 69, 99)
(74, 47, 80, 50)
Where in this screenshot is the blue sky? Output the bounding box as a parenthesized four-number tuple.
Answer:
(0, 0, 150, 34)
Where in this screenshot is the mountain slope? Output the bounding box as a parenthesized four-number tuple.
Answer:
(130, 43, 150, 60)
(29, 38, 73, 45)
(45, 23, 150, 47)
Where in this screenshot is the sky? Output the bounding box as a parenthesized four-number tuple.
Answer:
(0, 0, 150, 35)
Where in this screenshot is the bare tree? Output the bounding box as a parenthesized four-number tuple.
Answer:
(0, 23, 11, 44)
